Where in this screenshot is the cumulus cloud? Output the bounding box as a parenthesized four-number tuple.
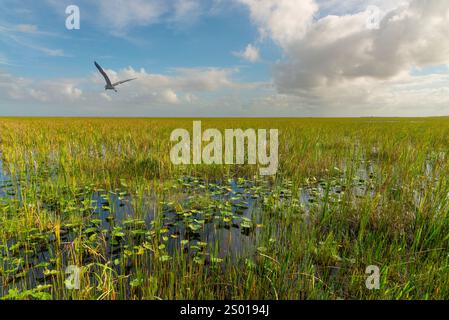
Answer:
(91, 66, 239, 93)
(184, 93, 198, 103)
(316, 0, 406, 16)
(159, 89, 180, 104)
(237, 0, 318, 48)
(238, 0, 449, 113)
(277, 1, 449, 90)
(3, 0, 449, 116)
(234, 44, 260, 63)
(0, 65, 251, 114)
(0, 73, 83, 102)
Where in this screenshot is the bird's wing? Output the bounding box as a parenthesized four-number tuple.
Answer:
(94, 61, 112, 86)
(112, 78, 137, 87)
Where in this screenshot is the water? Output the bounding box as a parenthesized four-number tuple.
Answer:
(0, 151, 441, 296)
(0, 166, 268, 293)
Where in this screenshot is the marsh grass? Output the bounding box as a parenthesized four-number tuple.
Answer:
(0, 117, 448, 300)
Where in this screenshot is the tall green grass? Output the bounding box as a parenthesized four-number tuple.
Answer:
(0, 117, 448, 300)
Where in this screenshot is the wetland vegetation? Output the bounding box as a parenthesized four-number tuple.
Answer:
(0, 117, 448, 300)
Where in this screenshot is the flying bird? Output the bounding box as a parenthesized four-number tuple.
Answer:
(94, 61, 136, 92)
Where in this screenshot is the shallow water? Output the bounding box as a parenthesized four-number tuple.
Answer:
(0, 151, 440, 296)
(0, 162, 268, 293)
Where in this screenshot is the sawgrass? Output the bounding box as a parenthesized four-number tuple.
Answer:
(0, 117, 448, 300)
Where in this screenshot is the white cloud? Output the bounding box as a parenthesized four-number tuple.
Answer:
(100, 92, 112, 101)
(15, 24, 38, 33)
(0, 23, 66, 57)
(238, 0, 449, 114)
(316, 0, 406, 16)
(93, 66, 240, 93)
(48, 0, 209, 35)
(96, 0, 168, 33)
(172, 0, 203, 25)
(160, 89, 180, 104)
(3, 0, 449, 116)
(28, 43, 65, 57)
(275, 1, 449, 90)
(234, 44, 260, 63)
(237, 0, 318, 48)
(0, 66, 250, 113)
(0, 72, 83, 102)
(184, 93, 198, 103)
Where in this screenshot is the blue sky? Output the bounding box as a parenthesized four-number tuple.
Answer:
(1, 1, 264, 78)
(1, 0, 449, 117)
